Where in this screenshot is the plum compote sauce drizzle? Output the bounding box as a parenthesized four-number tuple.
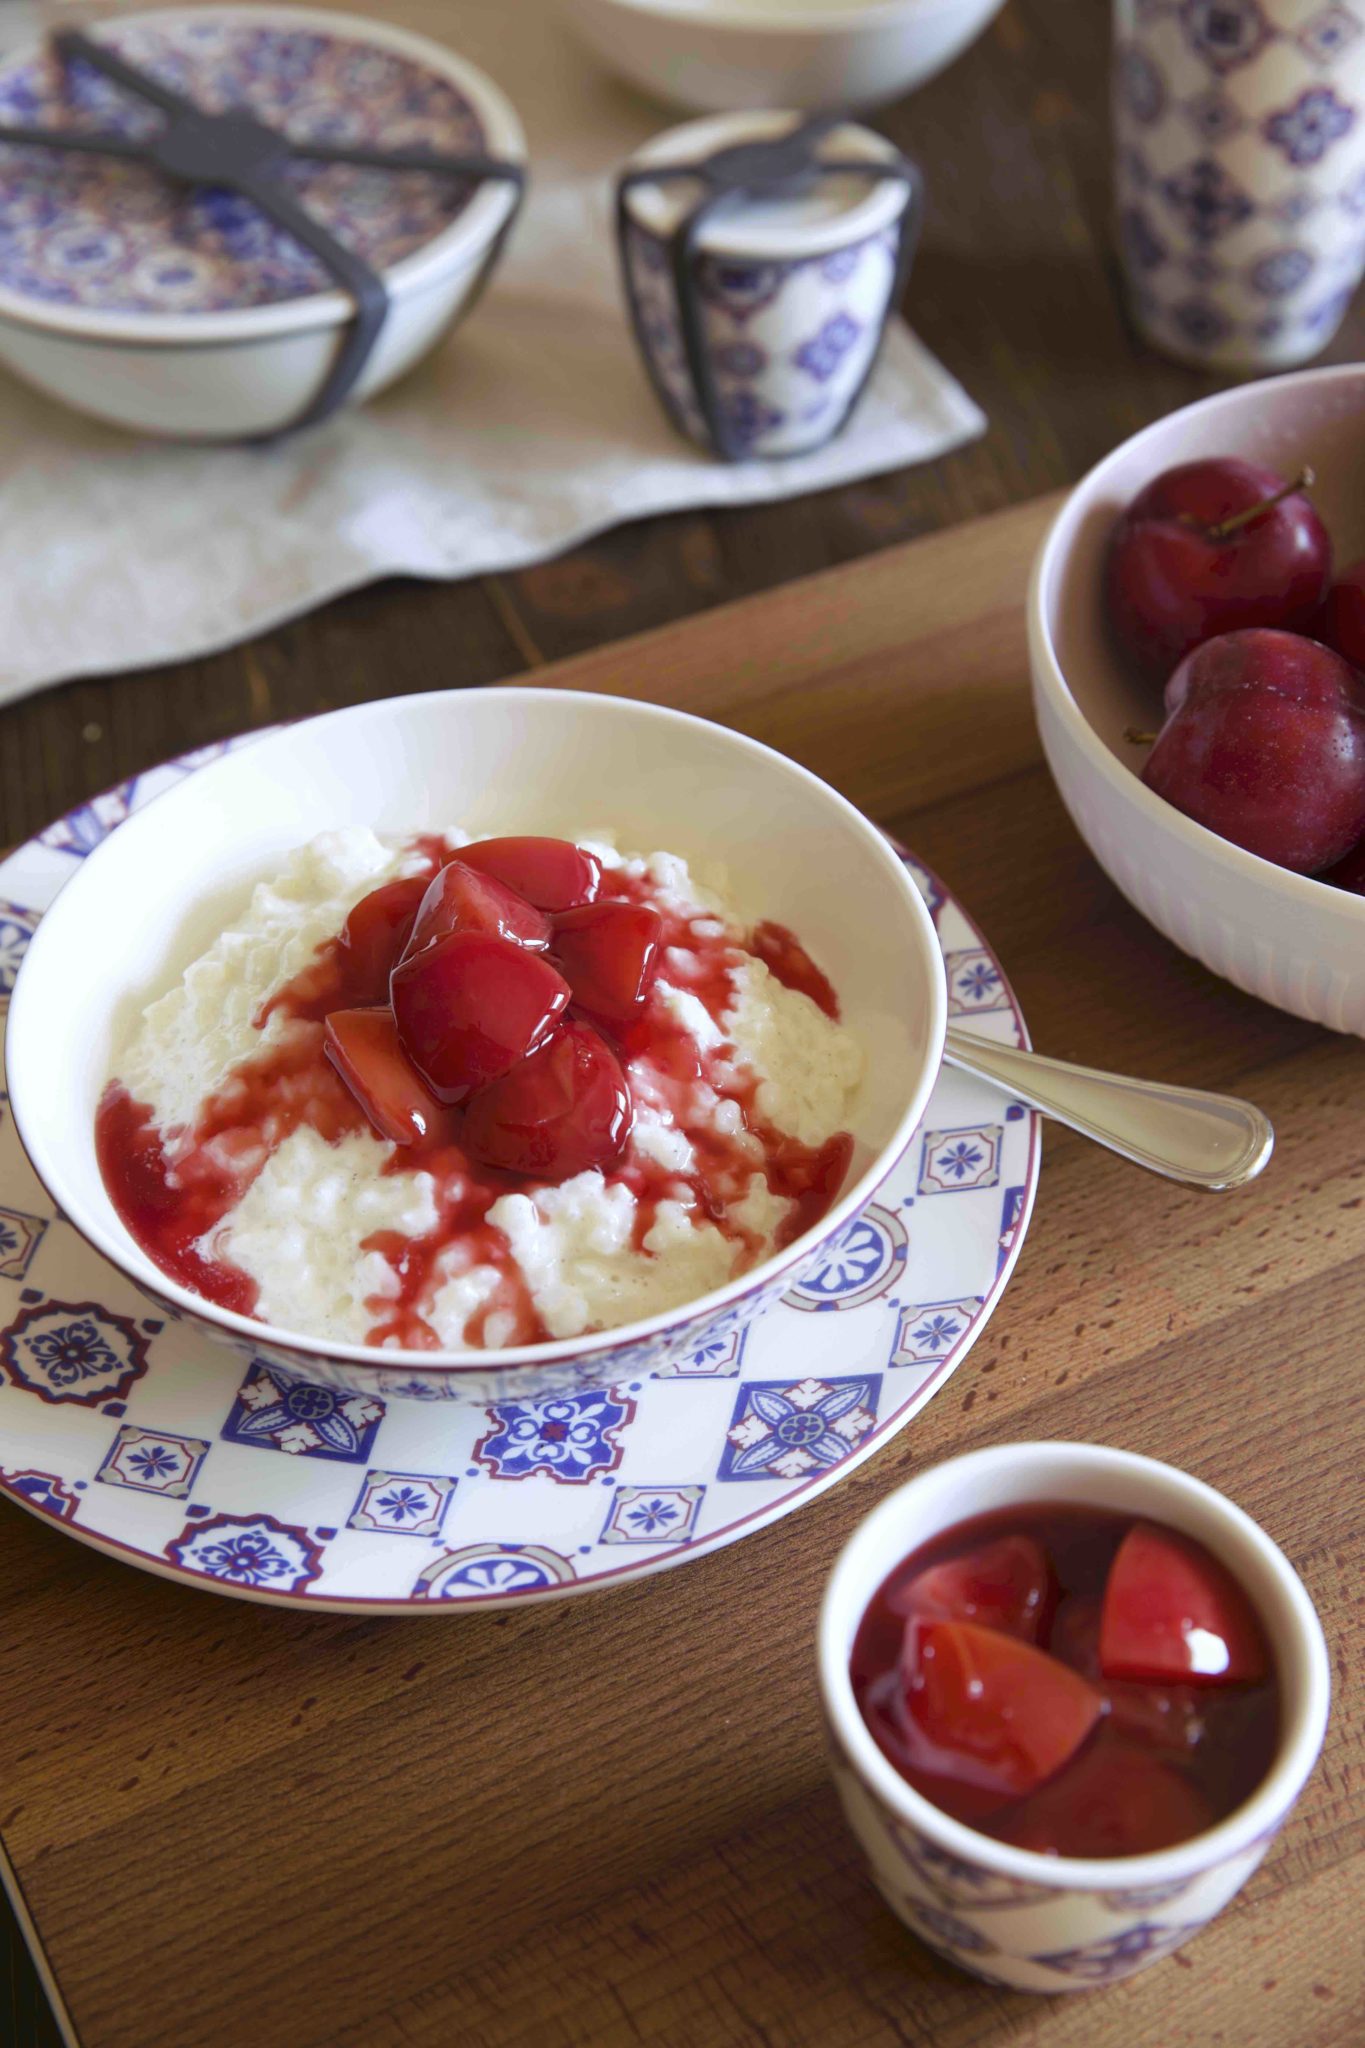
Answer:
(851, 1503, 1279, 1858)
(97, 842, 852, 1345)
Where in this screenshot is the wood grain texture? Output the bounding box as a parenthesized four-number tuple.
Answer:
(2, 489, 1363, 2048)
(3, 0, 1365, 2038)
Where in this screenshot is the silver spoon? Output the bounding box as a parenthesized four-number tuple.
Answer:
(942, 1027, 1273, 1191)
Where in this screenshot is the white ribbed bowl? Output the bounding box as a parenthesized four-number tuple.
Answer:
(1029, 364, 1365, 1035)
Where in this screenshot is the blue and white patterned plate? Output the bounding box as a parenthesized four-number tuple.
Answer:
(0, 736, 1039, 1611)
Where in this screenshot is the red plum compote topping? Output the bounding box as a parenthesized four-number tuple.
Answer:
(97, 837, 854, 1350)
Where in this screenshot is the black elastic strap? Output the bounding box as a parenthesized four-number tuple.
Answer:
(0, 27, 525, 435)
(617, 116, 922, 464)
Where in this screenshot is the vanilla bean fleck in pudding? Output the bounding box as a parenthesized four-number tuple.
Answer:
(97, 830, 863, 1351)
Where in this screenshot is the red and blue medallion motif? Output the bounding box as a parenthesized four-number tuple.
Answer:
(165, 1511, 324, 1593)
(1, 1297, 150, 1405)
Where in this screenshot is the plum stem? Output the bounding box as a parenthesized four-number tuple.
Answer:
(1124, 726, 1158, 745)
(1205, 466, 1315, 542)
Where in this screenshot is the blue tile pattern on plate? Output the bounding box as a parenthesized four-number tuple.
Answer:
(414, 1543, 576, 1599)
(348, 1468, 457, 1537)
(37, 782, 136, 858)
(1, 1297, 149, 1405)
(944, 947, 1010, 1016)
(0, 1466, 79, 1518)
(97, 1423, 208, 1498)
(222, 1361, 384, 1460)
(918, 1125, 1002, 1195)
(0, 1205, 47, 1282)
(889, 1297, 983, 1369)
(474, 1388, 636, 1482)
(0, 742, 1038, 1607)
(783, 1204, 907, 1313)
(600, 1483, 704, 1543)
(0, 19, 487, 315)
(0, 901, 37, 995)
(165, 1510, 324, 1592)
(651, 1324, 749, 1377)
(719, 1375, 880, 1481)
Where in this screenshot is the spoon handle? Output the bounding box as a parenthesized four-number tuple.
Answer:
(942, 1027, 1274, 1191)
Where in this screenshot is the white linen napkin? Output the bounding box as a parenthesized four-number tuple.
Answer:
(0, 0, 984, 702)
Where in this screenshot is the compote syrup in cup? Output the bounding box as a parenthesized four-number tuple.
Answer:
(851, 1503, 1279, 1857)
(819, 1443, 1330, 1991)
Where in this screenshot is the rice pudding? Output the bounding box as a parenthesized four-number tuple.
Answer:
(96, 828, 863, 1351)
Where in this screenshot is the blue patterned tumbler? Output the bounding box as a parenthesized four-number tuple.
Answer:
(1114, 0, 1365, 369)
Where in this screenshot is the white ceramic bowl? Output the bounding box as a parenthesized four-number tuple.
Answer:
(5, 687, 947, 1405)
(562, 0, 1005, 113)
(0, 7, 525, 439)
(1030, 364, 1365, 1034)
(819, 1442, 1330, 1992)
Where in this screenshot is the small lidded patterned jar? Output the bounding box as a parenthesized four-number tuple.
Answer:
(617, 110, 921, 462)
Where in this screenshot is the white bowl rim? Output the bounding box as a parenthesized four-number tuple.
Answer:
(6, 683, 949, 1376)
(576, 0, 988, 37)
(1029, 360, 1365, 925)
(0, 3, 526, 345)
(622, 110, 909, 258)
(818, 1440, 1332, 1890)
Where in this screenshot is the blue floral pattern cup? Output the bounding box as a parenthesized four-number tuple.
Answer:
(819, 1442, 1330, 1991)
(618, 111, 919, 461)
(1114, 0, 1365, 368)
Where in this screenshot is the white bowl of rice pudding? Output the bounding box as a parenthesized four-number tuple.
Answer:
(6, 689, 946, 1403)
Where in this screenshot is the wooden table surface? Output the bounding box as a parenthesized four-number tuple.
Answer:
(3, 3, 1365, 2044)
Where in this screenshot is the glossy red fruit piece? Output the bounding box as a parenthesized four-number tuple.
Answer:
(323, 1008, 444, 1146)
(899, 1619, 1103, 1799)
(886, 1535, 1051, 1643)
(552, 900, 662, 1020)
(338, 877, 428, 1001)
(1317, 557, 1365, 671)
(999, 1734, 1217, 1858)
(462, 1019, 633, 1180)
(390, 932, 571, 1103)
(458, 837, 602, 912)
(1144, 628, 1365, 872)
(1107, 458, 1332, 684)
(405, 860, 551, 959)
(1049, 1597, 1207, 1754)
(748, 920, 840, 1019)
(1100, 1523, 1269, 1686)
